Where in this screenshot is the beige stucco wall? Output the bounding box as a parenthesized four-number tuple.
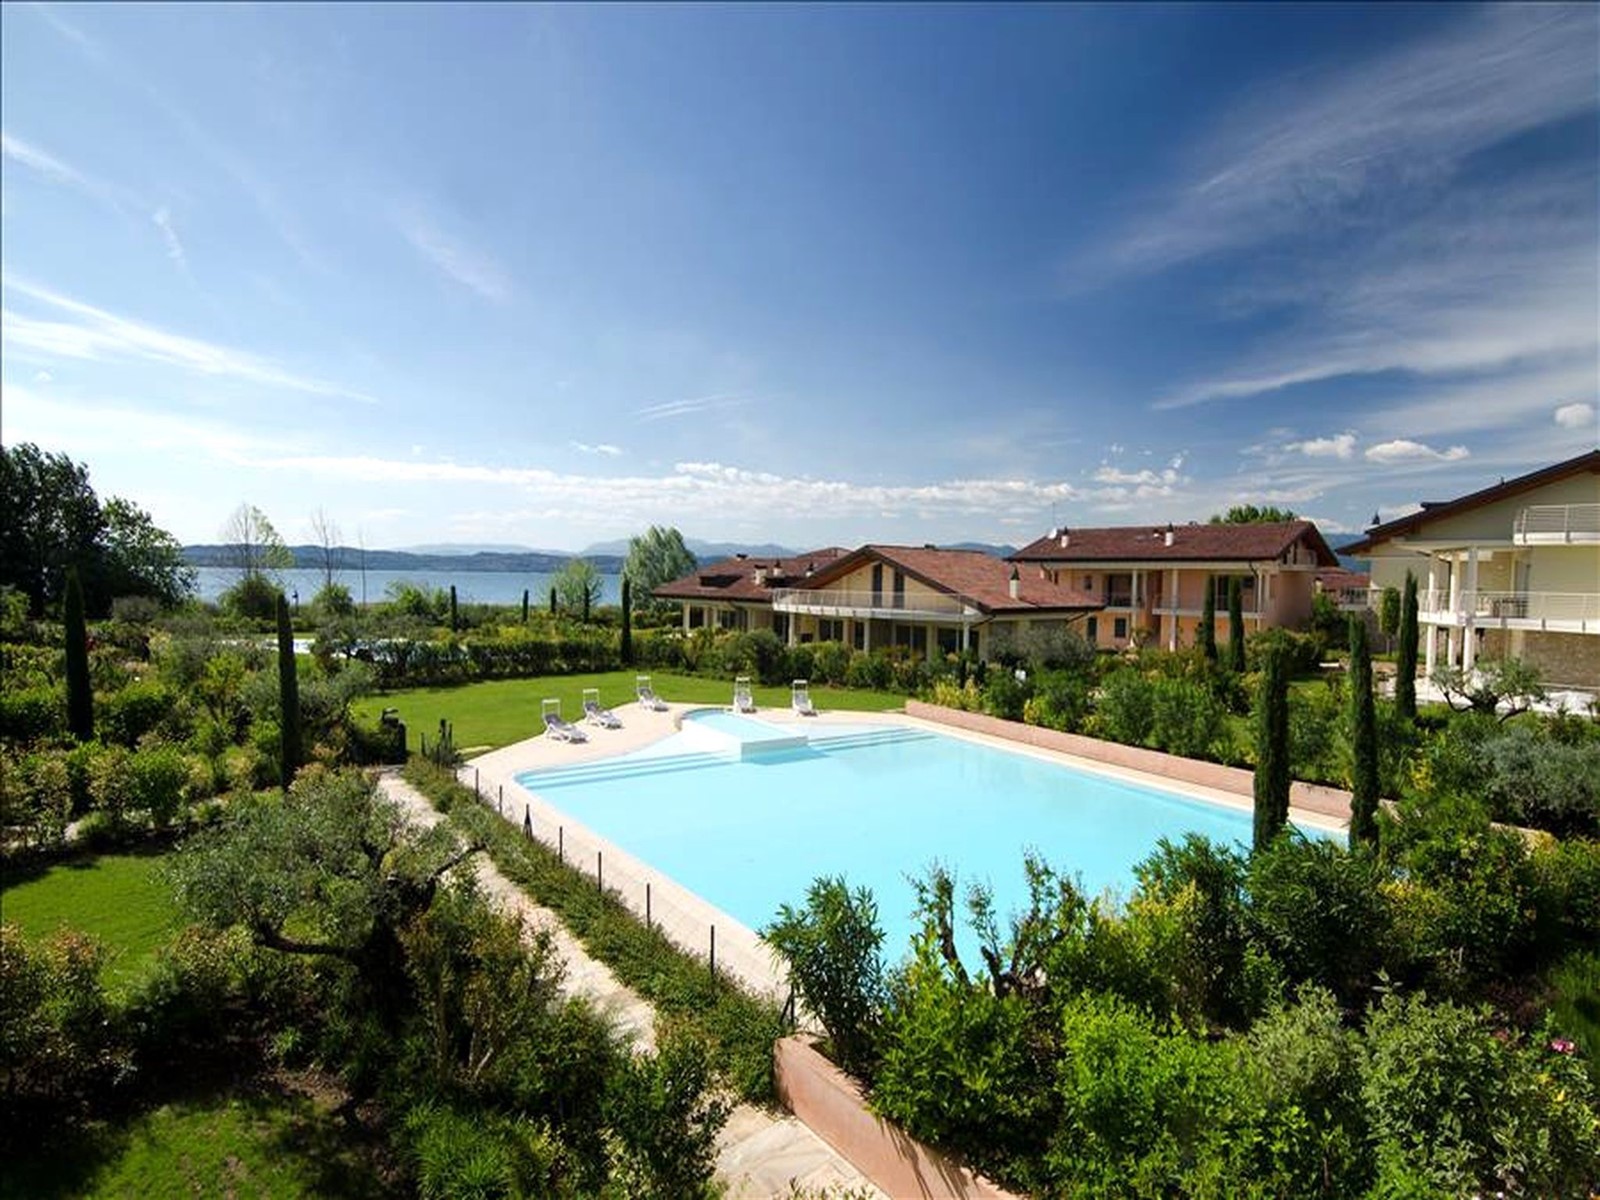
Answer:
(1530, 548, 1600, 593)
(1381, 473, 1598, 545)
(824, 562, 948, 603)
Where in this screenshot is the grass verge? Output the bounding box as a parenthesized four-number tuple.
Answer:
(0, 849, 180, 989)
(0, 1076, 389, 1200)
(402, 758, 783, 1102)
(356, 670, 903, 752)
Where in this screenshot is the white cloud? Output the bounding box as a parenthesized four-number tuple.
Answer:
(1103, 5, 1598, 275)
(1, 276, 374, 402)
(2, 132, 90, 187)
(151, 206, 186, 268)
(1286, 433, 1357, 459)
(1555, 402, 1596, 430)
(32, 369, 52, 383)
(571, 441, 622, 457)
(634, 393, 747, 422)
(1364, 439, 1470, 464)
(396, 209, 512, 302)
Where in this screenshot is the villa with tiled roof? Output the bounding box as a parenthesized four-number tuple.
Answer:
(656, 543, 1101, 659)
(1009, 519, 1339, 651)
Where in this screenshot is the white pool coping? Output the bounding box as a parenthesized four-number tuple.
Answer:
(459, 702, 1346, 1001)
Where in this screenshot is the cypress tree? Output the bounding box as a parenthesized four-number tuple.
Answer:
(1347, 614, 1380, 849)
(620, 576, 633, 665)
(1252, 643, 1290, 852)
(276, 592, 302, 791)
(521, 588, 530, 624)
(1396, 571, 1419, 721)
(550, 586, 557, 615)
(449, 584, 458, 632)
(582, 585, 590, 624)
(63, 567, 94, 742)
(1199, 575, 1217, 663)
(1227, 576, 1246, 673)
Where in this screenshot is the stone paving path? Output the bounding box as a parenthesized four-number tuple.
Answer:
(375, 770, 883, 1199)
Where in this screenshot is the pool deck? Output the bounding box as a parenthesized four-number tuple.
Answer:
(460, 699, 1349, 1003)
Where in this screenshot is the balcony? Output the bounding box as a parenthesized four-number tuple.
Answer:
(1419, 589, 1600, 632)
(1514, 504, 1600, 545)
(770, 587, 980, 623)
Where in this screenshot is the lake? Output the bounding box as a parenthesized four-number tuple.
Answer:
(192, 567, 623, 607)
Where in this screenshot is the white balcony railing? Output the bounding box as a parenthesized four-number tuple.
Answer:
(770, 587, 980, 621)
(1419, 589, 1600, 628)
(1514, 504, 1600, 544)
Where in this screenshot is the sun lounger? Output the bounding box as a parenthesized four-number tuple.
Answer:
(792, 678, 818, 717)
(733, 675, 756, 714)
(582, 687, 622, 729)
(636, 675, 668, 711)
(541, 698, 587, 742)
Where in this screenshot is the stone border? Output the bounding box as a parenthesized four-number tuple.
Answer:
(775, 1036, 1019, 1200)
(903, 699, 1354, 825)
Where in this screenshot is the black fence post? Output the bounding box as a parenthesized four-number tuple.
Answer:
(597, 851, 603, 893)
(522, 804, 532, 839)
(558, 826, 564, 862)
(645, 882, 651, 930)
(709, 924, 716, 978)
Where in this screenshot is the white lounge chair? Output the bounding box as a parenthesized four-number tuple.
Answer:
(733, 675, 756, 714)
(582, 687, 622, 729)
(636, 675, 668, 711)
(541, 698, 587, 742)
(792, 678, 818, 717)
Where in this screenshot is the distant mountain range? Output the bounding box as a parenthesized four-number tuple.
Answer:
(577, 537, 802, 560)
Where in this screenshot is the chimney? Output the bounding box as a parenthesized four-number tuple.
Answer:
(1048, 527, 1059, 540)
(1059, 527, 1070, 548)
(735, 552, 747, 560)
(754, 568, 767, 586)
(1164, 522, 1174, 547)
(1008, 565, 1021, 600)
(806, 561, 815, 577)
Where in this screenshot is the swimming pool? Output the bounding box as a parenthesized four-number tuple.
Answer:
(515, 713, 1328, 959)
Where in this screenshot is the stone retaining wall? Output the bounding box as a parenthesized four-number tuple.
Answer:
(904, 700, 1354, 824)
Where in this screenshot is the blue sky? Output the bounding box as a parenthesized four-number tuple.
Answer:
(3, 2, 1596, 551)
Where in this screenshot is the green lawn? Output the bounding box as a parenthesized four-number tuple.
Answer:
(355, 669, 904, 753)
(1, 850, 180, 987)
(0, 1084, 388, 1200)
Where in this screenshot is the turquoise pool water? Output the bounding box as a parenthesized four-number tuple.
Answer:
(516, 716, 1325, 959)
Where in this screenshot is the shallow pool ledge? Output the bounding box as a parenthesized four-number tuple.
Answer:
(776, 1035, 1021, 1200)
(904, 699, 1354, 827)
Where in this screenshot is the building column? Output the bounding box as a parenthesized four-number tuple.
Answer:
(1424, 622, 1437, 677)
(683, 604, 691, 633)
(1446, 553, 1462, 668)
(1461, 546, 1480, 673)
(1167, 569, 1179, 651)
(862, 619, 872, 653)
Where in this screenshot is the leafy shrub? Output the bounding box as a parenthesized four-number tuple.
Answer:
(979, 667, 1031, 721)
(0, 684, 62, 745)
(125, 743, 193, 827)
(1479, 722, 1600, 837)
(0, 750, 71, 850)
(720, 629, 787, 685)
(764, 876, 886, 1079)
(402, 1100, 562, 1200)
(1089, 669, 1155, 746)
(606, 1027, 731, 1200)
(1023, 668, 1092, 732)
(844, 651, 891, 691)
(809, 640, 850, 686)
(1246, 628, 1324, 676)
(1247, 837, 1390, 1006)
(930, 677, 982, 712)
(1148, 675, 1228, 759)
(1360, 993, 1600, 1198)
(98, 679, 181, 747)
(1288, 679, 1343, 785)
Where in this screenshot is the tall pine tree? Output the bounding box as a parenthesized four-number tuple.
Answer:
(1199, 575, 1218, 663)
(1252, 643, 1290, 852)
(1347, 614, 1380, 849)
(1396, 571, 1419, 721)
(276, 592, 302, 791)
(1227, 576, 1246, 673)
(620, 576, 633, 665)
(64, 566, 94, 742)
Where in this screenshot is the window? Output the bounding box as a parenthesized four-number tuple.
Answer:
(937, 627, 962, 654)
(818, 618, 843, 642)
(893, 570, 906, 609)
(1113, 616, 1128, 640)
(871, 564, 884, 605)
(1083, 575, 1093, 590)
(773, 613, 789, 641)
(1107, 574, 1134, 606)
(688, 606, 705, 629)
(853, 622, 866, 651)
(1086, 615, 1098, 644)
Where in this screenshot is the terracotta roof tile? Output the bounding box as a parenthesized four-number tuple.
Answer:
(653, 547, 850, 603)
(803, 545, 1101, 614)
(1010, 519, 1337, 566)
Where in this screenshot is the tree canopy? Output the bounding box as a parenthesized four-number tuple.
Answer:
(554, 557, 603, 617)
(0, 442, 195, 616)
(623, 526, 697, 612)
(1209, 504, 1299, 524)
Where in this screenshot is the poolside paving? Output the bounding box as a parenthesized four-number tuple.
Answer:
(375, 767, 885, 1199)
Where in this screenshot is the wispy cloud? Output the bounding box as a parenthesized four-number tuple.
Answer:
(633, 392, 747, 422)
(571, 441, 622, 457)
(1364, 439, 1469, 464)
(28, 3, 106, 62)
(1285, 433, 1356, 459)
(1, 276, 374, 402)
(395, 209, 513, 302)
(0, 130, 133, 219)
(1101, 5, 1597, 276)
(150, 206, 187, 270)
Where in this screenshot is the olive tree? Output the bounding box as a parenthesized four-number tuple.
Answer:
(623, 526, 697, 615)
